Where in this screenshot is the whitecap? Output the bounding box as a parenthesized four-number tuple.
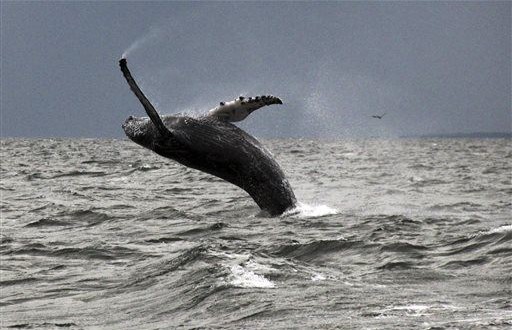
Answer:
(390, 304, 430, 311)
(311, 273, 326, 281)
(228, 265, 275, 288)
(470, 224, 512, 238)
(487, 224, 512, 234)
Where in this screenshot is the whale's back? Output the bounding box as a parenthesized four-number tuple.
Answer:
(158, 115, 296, 215)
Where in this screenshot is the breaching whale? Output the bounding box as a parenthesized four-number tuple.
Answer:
(119, 59, 296, 216)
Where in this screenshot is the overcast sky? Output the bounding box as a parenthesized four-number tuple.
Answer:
(2, 1, 510, 138)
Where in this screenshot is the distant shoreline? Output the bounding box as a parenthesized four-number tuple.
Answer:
(400, 132, 512, 139)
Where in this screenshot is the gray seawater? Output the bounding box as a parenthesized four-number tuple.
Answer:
(1, 138, 511, 329)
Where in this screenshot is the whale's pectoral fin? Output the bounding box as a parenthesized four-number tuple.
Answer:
(119, 58, 173, 137)
(207, 95, 283, 123)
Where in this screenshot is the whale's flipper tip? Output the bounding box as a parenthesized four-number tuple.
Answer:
(208, 95, 283, 123)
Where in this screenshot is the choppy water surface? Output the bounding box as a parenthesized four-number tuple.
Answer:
(1, 138, 511, 329)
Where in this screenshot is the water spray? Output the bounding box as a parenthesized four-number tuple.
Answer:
(121, 27, 163, 59)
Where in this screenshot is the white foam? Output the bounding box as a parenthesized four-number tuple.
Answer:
(212, 251, 277, 288)
(487, 224, 512, 234)
(470, 224, 512, 238)
(210, 250, 251, 262)
(391, 304, 430, 311)
(311, 273, 326, 281)
(228, 265, 275, 288)
(409, 175, 425, 182)
(283, 202, 338, 218)
(385, 303, 460, 315)
(245, 260, 276, 273)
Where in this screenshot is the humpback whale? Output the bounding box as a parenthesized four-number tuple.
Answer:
(119, 59, 296, 216)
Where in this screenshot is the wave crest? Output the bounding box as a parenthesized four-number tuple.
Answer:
(228, 265, 276, 289)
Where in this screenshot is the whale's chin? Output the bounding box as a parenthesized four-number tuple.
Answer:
(122, 116, 156, 147)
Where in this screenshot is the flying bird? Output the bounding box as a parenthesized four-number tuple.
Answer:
(371, 113, 386, 119)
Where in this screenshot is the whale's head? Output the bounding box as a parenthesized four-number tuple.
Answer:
(122, 115, 159, 148)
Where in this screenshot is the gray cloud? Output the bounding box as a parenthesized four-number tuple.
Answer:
(2, 2, 510, 138)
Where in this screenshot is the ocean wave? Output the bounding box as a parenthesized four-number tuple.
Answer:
(81, 159, 120, 165)
(5, 244, 141, 261)
(427, 202, 483, 212)
(227, 265, 276, 288)
(26, 170, 108, 180)
(310, 273, 327, 281)
(145, 236, 183, 244)
(0, 235, 14, 246)
(408, 176, 448, 187)
(434, 224, 512, 268)
(137, 206, 201, 221)
(23, 207, 113, 228)
(59, 209, 111, 226)
(134, 164, 161, 172)
(5, 322, 78, 329)
(365, 215, 423, 240)
(51, 170, 108, 178)
(3, 138, 511, 328)
(273, 239, 365, 262)
(480, 224, 512, 235)
(441, 257, 489, 268)
(377, 261, 417, 270)
(24, 218, 72, 228)
(209, 251, 278, 288)
(379, 242, 429, 253)
(0, 277, 38, 287)
(177, 222, 226, 236)
(122, 245, 206, 290)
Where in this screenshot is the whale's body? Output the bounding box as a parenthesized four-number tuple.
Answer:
(120, 59, 296, 216)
